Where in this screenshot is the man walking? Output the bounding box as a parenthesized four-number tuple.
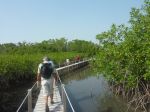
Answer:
(37, 56, 56, 112)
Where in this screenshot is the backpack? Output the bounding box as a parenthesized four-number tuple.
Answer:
(40, 63, 53, 79)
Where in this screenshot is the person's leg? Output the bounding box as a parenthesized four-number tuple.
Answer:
(44, 95, 49, 112)
(50, 77, 54, 103)
(50, 93, 54, 103)
(45, 96, 48, 106)
(42, 80, 50, 112)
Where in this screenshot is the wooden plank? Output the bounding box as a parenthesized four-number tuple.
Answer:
(33, 85, 63, 112)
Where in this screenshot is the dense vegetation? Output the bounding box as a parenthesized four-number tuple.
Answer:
(0, 38, 97, 89)
(0, 38, 97, 55)
(94, 0, 150, 111)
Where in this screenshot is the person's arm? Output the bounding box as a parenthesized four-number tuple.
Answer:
(52, 68, 58, 82)
(37, 73, 41, 81)
(50, 61, 59, 81)
(37, 64, 42, 87)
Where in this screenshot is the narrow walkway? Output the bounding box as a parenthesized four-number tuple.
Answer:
(33, 84, 63, 112)
(33, 60, 89, 112)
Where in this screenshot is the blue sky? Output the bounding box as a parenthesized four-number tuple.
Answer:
(0, 0, 144, 44)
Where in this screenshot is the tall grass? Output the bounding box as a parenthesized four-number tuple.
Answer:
(0, 52, 83, 82)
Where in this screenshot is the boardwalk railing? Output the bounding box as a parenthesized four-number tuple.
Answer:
(56, 60, 90, 112)
(16, 82, 38, 112)
(61, 84, 75, 112)
(16, 60, 89, 112)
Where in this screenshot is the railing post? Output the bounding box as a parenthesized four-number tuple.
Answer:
(68, 66, 69, 72)
(61, 84, 66, 112)
(28, 89, 32, 112)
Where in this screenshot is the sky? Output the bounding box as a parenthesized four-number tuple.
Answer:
(0, 0, 144, 44)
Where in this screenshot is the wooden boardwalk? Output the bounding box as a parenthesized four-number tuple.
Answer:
(16, 60, 89, 112)
(32, 60, 89, 112)
(33, 84, 63, 112)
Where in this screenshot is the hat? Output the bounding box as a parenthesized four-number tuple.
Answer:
(43, 56, 49, 61)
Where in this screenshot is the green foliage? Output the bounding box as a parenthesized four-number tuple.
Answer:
(0, 37, 97, 82)
(0, 38, 97, 56)
(0, 37, 97, 83)
(95, 0, 150, 89)
(0, 52, 83, 81)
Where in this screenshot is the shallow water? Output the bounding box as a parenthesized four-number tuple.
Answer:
(61, 67, 128, 112)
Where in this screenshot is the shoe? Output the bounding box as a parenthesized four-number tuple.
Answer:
(45, 105, 49, 112)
